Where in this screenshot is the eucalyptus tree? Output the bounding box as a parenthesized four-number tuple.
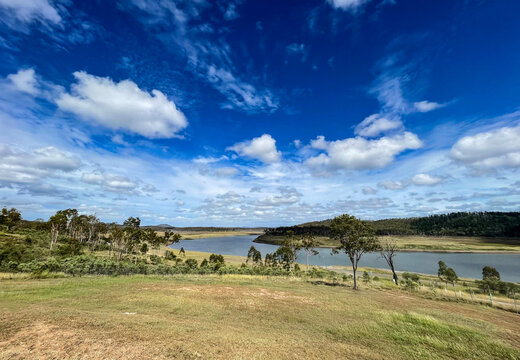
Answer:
(247, 246, 262, 265)
(49, 211, 68, 251)
(300, 233, 319, 271)
(329, 214, 380, 290)
(0, 207, 21, 232)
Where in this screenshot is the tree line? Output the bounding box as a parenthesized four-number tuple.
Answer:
(264, 212, 520, 238)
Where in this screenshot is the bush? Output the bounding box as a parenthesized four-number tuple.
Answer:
(185, 258, 198, 269)
(149, 255, 162, 265)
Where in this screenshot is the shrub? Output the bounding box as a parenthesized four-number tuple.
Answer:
(185, 258, 198, 269)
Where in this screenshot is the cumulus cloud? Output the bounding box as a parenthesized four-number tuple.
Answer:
(7, 68, 39, 95)
(413, 100, 445, 112)
(227, 134, 281, 163)
(56, 71, 188, 138)
(354, 114, 403, 137)
(306, 132, 422, 170)
(327, 0, 372, 12)
(0, 0, 61, 26)
(412, 173, 443, 186)
(450, 125, 520, 169)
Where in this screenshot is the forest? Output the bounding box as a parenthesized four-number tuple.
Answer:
(264, 212, 520, 237)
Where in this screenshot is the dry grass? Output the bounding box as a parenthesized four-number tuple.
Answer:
(1, 274, 519, 359)
(256, 234, 520, 252)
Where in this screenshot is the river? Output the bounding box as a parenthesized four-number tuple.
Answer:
(169, 235, 520, 282)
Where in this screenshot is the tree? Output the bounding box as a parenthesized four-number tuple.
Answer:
(0, 207, 22, 231)
(329, 214, 380, 290)
(108, 225, 125, 260)
(164, 231, 181, 246)
(49, 211, 67, 251)
(445, 267, 458, 288)
(122, 217, 142, 262)
(247, 246, 262, 265)
(179, 247, 185, 257)
(300, 233, 319, 271)
(437, 261, 448, 286)
(380, 240, 399, 284)
(482, 266, 500, 280)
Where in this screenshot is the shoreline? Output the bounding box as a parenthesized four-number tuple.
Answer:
(253, 237, 520, 254)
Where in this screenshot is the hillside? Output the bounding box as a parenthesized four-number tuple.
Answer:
(266, 212, 520, 238)
(1, 274, 519, 359)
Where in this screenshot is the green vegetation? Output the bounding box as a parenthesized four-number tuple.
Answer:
(330, 214, 380, 289)
(1, 275, 519, 359)
(1, 206, 520, 359)
(294, 212, 520, 237)
(255, 234, 520, 252)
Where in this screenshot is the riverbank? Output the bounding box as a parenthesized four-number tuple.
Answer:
(1, 274, 519, 359)
(159, 230, 263, 240)
(254, 234, 520, 253)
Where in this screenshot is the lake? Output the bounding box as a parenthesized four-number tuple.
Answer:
(169, 235, 520, 282)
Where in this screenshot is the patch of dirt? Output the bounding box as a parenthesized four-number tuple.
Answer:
(176, 285, 317, 304)
(0, 322, 168, 360)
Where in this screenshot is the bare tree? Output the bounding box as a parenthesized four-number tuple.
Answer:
(380, 240, 399, 284)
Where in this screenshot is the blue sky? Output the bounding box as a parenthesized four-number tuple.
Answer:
(0, 0, 519, 226)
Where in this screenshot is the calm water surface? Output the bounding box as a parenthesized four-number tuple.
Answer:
(169, 235, 520, 282)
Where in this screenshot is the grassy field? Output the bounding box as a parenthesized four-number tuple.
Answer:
(255, 234, 520, 253)
(1, 274, 519, 360)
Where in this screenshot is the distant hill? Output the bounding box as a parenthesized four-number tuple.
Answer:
(264, 212, 520, 238)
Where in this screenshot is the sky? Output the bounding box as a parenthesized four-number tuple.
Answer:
(0, 0, 519, 226)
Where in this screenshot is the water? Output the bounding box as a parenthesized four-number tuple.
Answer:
(169, 235, 520, 282)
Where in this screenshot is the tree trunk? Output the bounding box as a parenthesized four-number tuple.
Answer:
(353, 267, 357, 290)
(389, 261, 398, 284)
(306, 251, 309, 271)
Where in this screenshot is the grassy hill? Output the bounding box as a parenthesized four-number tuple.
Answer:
(1, 274, 519, 359)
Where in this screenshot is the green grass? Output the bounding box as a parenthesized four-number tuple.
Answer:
(255, 234, 520, 252)
(1, 275, 519, 359)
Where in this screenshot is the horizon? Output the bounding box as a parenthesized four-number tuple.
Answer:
(1, 0, 520, 226)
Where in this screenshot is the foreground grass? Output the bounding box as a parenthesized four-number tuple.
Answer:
(255, 234, 520, 252)
(1, 275, 519, 359)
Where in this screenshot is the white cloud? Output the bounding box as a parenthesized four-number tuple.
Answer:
(120, 1, 278, 114)
(0, 145, 80, 185)
(56, 71, 188, 138)
(193, 155, 228, 164)
(306, 132, 422, 170)
(378, 180, 407, 190)
(214, 167, 239, 177)
(362, 186, 377, 195)
(354, 114, 403, 137)
(0, 0, 61, 25)
(207, 66, 278, 113)
(111, 134, 129, 146)
(450, 125, 520, 169)
(227, 134, 281, 163)
(7, 68, 39, 95)
(327, 0, 372, 12)
(414, 100, 445, 112)
(81, 171, 138, 194)
(223, 2, 239, 20)
(412, 173, 443, 186)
